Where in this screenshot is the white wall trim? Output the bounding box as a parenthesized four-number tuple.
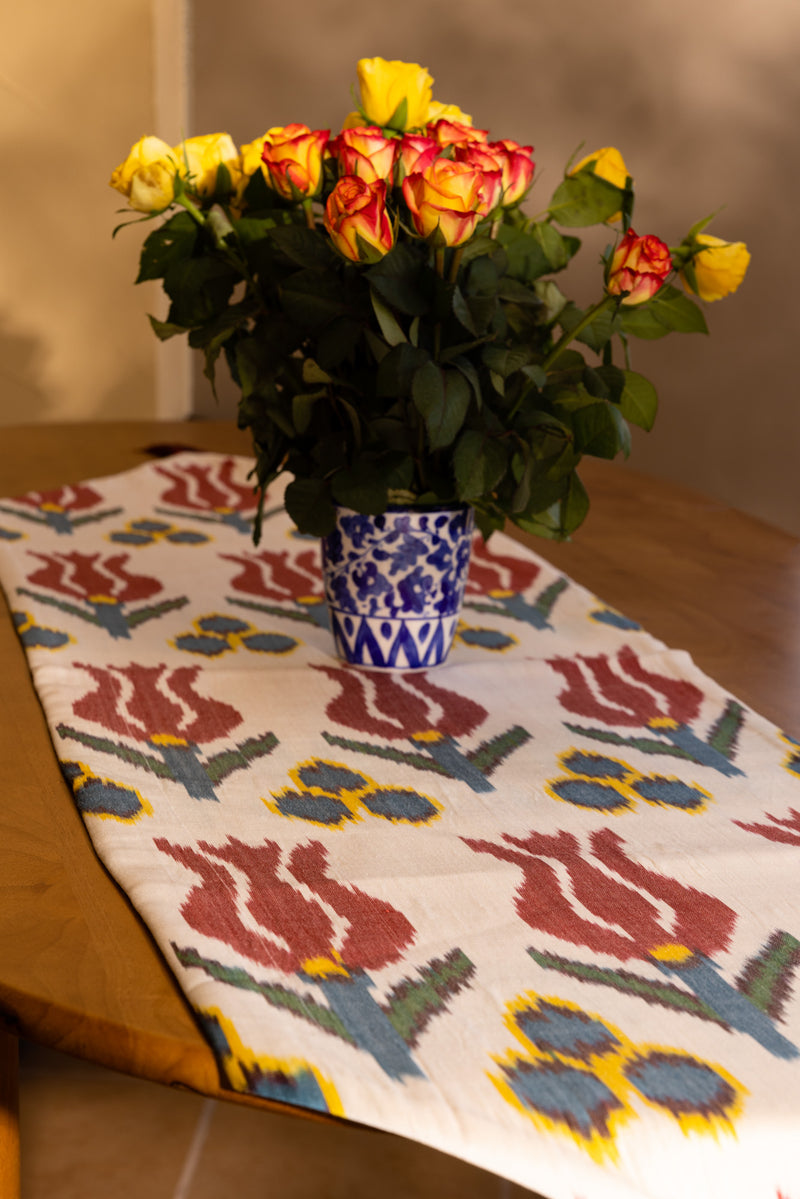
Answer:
(152, 0, 192, 419)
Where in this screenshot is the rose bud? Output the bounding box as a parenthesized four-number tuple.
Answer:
(425, 101, 473, 126)
(402, 158, 490, 246)
(396, 134, 440, 183)
(455, 139, 534, 208)
(681, 234, 751, 301)
(427, 118, 489, 149)
(329, 127, 398, 184)
(324, 176, 394, 262)
(109, 135, 178, 212)
(570, 145, 630, 190)
(174, 133, 243, 197)
(606, 228, 672, 305)
(260, 123, 330, 200)
(356, 57, 433, 131)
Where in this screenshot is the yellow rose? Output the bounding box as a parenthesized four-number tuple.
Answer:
(425, 101, 473, 126)
(357, 57, 433, 131)
(109, 135, 177, 212)
(681, 234, 751, 302)
(174, 133, 243, 197)
(570, 146, 630, 190)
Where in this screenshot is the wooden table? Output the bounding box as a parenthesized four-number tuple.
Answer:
(2, 421, 798, 1197)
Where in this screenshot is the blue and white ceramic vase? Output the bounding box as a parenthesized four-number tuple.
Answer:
(321, 505, 475, 669)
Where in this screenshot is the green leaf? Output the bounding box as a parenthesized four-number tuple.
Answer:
(522, 364, 547, 388)
(232, 216, 279, 245)
(452, 286, 478, 335)
(384, 96, 408, 132)
(496, 277, 541, 305)
(648, 285, 709, 333)
(281, 269, 350, 329)
(618, 371, 658, 431)
(376, 343, 431, 397)
(533, 279, 568, 323)
(148, 314, 186, 341)
(136, 212, 198, 283)
(292, 391, 324, 434)
(336, 395, 363, 447)
(620, 284, 709, 339)
(548, 173, 624, 228)
(366, 244, 431, 315)
(302, 359, 332, 384)
(531, 222, 580, 272)
(331, 463, 388, 513)
(592, 364, 626, 403)
(558, 303, 618, 352)
(371, 289, 407, 346)
(560, 472, 590, 535)
(412, 364, 471, 450)
(572, 402, 625, 459)
(450, 355, 482, 408)
(164, 258, 239, 327)
(453, 431, 509, 501)
(495, 226, 551, 281)
(284, 478, 337, 536)
(268, 224, 336, 268)
(483, 346, 530, 379)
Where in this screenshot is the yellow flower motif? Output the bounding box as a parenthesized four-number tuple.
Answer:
(570, 146, 630, 190)
(357, 56, 433, 130)
(174, 133, 243, 197)
(109, 135, 178, 212)
(681, 234, 751, 302)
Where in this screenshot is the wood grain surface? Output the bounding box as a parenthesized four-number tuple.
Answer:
(1, 421, 797, 1108)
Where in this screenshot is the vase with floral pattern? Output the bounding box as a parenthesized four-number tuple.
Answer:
(321, 505, 474, 669)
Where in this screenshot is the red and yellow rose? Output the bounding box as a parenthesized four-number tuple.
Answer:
(606, 228, 672, 305)
(259, 123, 329, 200)
(402, 158, 498, 246)
(328, 127, 398, 184)
(454, 139, 534, 207)
(324, 176, 394, 262)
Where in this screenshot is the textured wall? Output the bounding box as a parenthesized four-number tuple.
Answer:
(190, 0, 799, 535)
(0, 0, 166, 428)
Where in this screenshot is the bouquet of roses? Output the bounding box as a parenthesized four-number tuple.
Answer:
(110, 56, 750, 541)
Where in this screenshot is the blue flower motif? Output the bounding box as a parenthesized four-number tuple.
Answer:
(397, 565, 436, 613)
(339, 515, 377, 550)
(388, 534, 429, 576)
(329, 572, 356, 612)
(352, 561, 392, 603)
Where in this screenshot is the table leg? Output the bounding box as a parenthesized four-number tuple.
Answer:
(0, 1026, 20, 1199)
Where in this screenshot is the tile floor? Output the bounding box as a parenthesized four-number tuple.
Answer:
(19, 1040, 543, 1198)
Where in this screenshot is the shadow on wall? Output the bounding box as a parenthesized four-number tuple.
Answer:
(0, 318, 53, 425)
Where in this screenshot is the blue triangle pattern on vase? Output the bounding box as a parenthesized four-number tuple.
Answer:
(330, 610, 457, 668)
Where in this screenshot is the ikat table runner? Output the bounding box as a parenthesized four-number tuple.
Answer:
(1, 452, 799, 1199)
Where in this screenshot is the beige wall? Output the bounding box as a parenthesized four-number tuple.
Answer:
(0, 0, 188, 430)
(192, 0, 800, 537)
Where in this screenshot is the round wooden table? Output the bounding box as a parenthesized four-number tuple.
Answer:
(2, 421, 798, 1196)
